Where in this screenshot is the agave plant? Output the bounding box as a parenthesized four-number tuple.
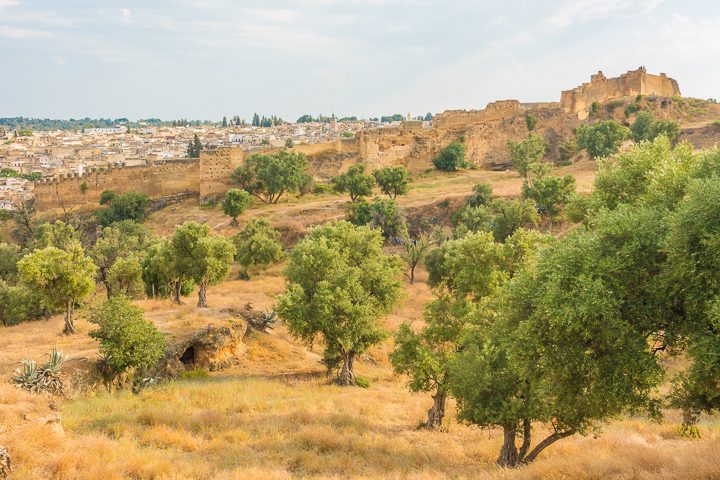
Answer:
(12, 348, 68, 395)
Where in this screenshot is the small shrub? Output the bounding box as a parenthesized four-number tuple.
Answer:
(355, 377, 370, 388)
(79, 182, 88, 193)
(605, 99, 624, 113)
(624, 103, 640, 118)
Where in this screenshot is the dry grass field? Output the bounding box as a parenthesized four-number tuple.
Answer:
(2, 160, 719, 479)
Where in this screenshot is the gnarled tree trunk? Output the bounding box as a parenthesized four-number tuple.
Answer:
(424, 389, 447, 429)
(197, 282, 208, 308)
(63, 303, 76, 335)
(337, 350, 356, 386)
(497, 424, 519, 467)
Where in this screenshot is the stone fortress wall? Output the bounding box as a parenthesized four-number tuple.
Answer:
(560, 67, 680, 119)
(32, 68, 684, 212)
(34, 159, 200, 211)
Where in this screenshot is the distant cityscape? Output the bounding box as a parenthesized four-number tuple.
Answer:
(0, 113, 432, 210)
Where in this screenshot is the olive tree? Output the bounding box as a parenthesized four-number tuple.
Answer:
(507, 133, 547, 179)
(90, 221, 151, 299)
(170, 222, 236, 308)
(232, 151, 312, 204)
(232, 218, 283, 279)
(222, 188, 251, 226)
(18, 245, 97, 334)
(332, 164, 375, 202)
(450, 206, 668, 466)
(393, 230, 550, 429)
(433, 141, 466, 171)
(372, 165, 410, 199)
(278, 221, 403, 385)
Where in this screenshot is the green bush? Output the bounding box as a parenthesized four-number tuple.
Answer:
(576, 120, 629, 159)
(433, 142, 466, 171)
(89, 296, 167, 382)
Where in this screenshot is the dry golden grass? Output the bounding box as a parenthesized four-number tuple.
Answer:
(3, 162, 720, 479)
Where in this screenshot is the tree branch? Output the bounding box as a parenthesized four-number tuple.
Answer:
(522, 429, 575, 464)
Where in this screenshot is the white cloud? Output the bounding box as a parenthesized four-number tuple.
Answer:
(0, 0, 18, 8)
(120, 8, 132, 21)
(0, 25, 52, 39)
(547, 0, 664, 30)
(51, 55, 66, 65)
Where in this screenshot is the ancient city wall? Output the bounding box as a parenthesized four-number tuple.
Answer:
(33, 159, 200, 211)
(560, 68, 680, 118)
(433, 100, 522, 129)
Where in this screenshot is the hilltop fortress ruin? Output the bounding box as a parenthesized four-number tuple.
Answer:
(560, 67, 680, 119)
(33, 68, 687, 211)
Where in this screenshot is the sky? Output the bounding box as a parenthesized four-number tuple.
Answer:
(1, 0, 719, 121)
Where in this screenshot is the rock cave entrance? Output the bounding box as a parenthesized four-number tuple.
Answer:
(179, 346, 196, 365)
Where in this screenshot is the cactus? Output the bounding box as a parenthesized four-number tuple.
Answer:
(12, 348, 67, 395)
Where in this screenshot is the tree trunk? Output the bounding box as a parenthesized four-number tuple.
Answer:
(231, 217, 238, 227)
(497, 424, 519, 467)
(409, 264, 416, 285)
(518, 418, 532, 461)
(63, 303, 76, 335)
(424, 389, 447, 429)
(172, 280, 183, 305)
(522, 429, 575, 464)
(197, 282, 208, 308)
(336, 351, 356, 386)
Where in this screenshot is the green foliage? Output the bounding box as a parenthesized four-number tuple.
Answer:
(433, 142, 466, 171)
(605, 99, 624, 112)
(372, 165, 410, 199)
(342, 131, 354, 138)
(522, 174, 576, 221)
(90, 221, 151, 299)
(277, 221, 403, 385)
(346, 197, 406, 239)
(284, 138, 295, 148)
(232, 218, 283, 277)
(107, 256, 145, 299)
(394, 229, 551, 429)
(525, 114, 537, 131)
(221, 188, 251, 226)
(99, 189, 115, 205)
(565, 193, 590, 223)
(332, 164, 375, 202)
(0, 242, 21, 282)
(0, 280, 48, 326)
(453, 198, 539, 242)
(631, 111, 680, 143)
(232, 151, 313, 204)
(97, 191, 150, 227)
(589, 101, 601, 116)
(576, 120, 629, 159)
(507, 133, 547, 178)
(18, 245, 96, 333)
(141, 240, 193, 299)
(89, 296, 166, 380)
(624, 103, 641, 117)
(170, 222, 236, 307)
(465, 183, 493, 208)
(33, 220, 81, 252)
(178, 369, 210, 381)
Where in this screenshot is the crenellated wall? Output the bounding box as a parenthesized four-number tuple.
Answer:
(34, 159, 200, 211)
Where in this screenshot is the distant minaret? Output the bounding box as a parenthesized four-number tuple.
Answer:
(407, 112, 412, 121)
(330, 114, 338, 131)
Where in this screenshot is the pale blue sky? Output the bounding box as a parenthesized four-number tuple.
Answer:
(1, 0, 718, 121)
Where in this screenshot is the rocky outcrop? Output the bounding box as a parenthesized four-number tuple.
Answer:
(158, 321, 248, 377)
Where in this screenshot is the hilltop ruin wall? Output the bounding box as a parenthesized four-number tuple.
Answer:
(560, 68, 680, 119)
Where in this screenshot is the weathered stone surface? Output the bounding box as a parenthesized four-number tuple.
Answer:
(158, 320, 248, 376)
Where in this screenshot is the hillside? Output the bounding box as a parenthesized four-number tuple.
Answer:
(3, 153, 720, 479)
